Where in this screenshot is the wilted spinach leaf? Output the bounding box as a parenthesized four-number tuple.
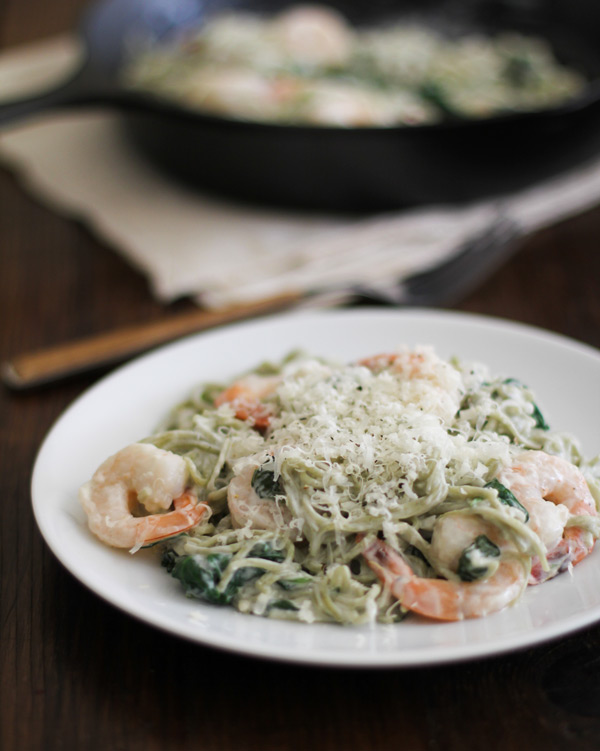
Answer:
(251, 466, 283, 499)
(268, 599, 300, 612)
(277, 576, 312, 591)
(502, 378, 549, 430)
(164, 540, 287, 606)
(169, 552, 233, 605)
(458, 535, 501, 582)
(248, 540, 286, 562)
(486, 478, 529, 522)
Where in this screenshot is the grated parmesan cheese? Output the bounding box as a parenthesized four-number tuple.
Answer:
(244, 348, 514, 530)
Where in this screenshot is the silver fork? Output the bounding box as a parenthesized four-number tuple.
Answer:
(292, 215, 521, 311)
(2, 216, 521, 389)
(398, 216, 520, 306)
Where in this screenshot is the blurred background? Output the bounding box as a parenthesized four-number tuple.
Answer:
(2, 2, 600, 750)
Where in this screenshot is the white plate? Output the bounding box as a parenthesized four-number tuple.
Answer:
(32, 309, 600, 667)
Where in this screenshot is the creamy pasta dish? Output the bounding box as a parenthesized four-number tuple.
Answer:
(80, 347, 600, 624)
(122, 4, 585, 126)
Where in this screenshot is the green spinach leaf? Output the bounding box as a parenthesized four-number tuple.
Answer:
(251, 466, 283, 499)
(486, 478, 529, 522)
(458, 535, 501, 582)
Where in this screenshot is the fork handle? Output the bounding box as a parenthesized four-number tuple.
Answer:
(2, 292, 300, 388)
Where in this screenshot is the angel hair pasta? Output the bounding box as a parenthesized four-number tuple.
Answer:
(79, 347, 600, 624)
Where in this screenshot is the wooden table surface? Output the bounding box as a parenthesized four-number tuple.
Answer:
(2, 2, 600, 750)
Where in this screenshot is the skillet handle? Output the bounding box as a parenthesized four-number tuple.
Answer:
(0, 67, 101, 126)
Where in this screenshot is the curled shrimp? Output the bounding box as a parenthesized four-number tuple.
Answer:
(363, 538, 528, 621)
(79, 442, 209, 550)
(498, 451, 597, 584)
(363, 451, 598, 621)
(431, 452, 597, 586)
(358, 350, 429, 375)
(358, 348, 463, 422)
(273, 5, 354, 68)
(185, 67, 302, 121)
(227, 462, 294, 532)
(215, 373, 280, 431)
(429, 512, 505, 575)
(300, 82, 387, 127)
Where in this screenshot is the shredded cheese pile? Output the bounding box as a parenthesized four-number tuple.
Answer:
(250, 350, 512, 535)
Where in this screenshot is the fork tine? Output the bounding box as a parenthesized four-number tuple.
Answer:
(353, 216, 521, 307)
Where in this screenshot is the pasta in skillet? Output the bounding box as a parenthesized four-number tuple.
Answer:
(122, 5, 585, 127)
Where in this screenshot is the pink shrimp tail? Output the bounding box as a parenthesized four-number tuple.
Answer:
(363, 538, 527, 622)
(529, 528, 595, 585)
(143, 492, 210, 545)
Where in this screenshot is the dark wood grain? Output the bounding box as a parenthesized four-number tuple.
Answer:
(2, 3, 600, 750)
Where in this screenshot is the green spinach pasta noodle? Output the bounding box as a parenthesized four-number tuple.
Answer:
(79, 347, 600, 624)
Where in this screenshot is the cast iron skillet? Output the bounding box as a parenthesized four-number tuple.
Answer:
(3, 0, 600, 211)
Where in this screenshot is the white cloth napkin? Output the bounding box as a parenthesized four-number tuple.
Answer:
(2, 36, 600, 309)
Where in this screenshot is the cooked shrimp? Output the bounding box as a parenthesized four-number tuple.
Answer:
(185, 67, 300, 120)
(299, 81, 430, 127)
(498, 451, 597, 583)
(273, 5, 354, 67)
(358, 350, 427, 375)
(79, 442, 209, 550)
(215, 373, 280, 431)
(359, 348, 463, 422)
(227, 463, 293, 532)
(363, 538, 527, 621)
(429, 512, 505, 574)
(301, 82, 383, 126)
(362, 452, 597, 620)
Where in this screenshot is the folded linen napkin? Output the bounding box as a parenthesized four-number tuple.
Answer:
(2, 36, 600, 309)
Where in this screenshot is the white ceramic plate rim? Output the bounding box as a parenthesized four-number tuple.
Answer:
(31, 308, 600, 667)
